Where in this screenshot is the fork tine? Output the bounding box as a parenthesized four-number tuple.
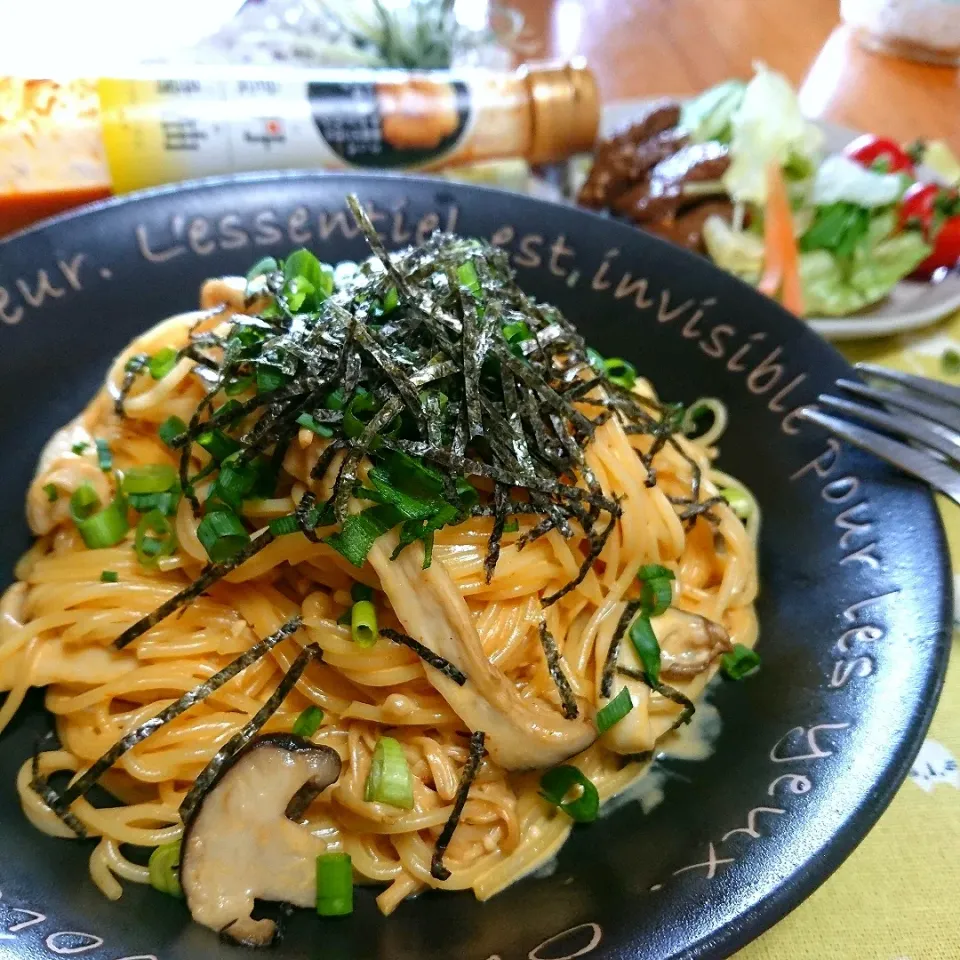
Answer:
(798, 408, 960, 505)
(855, 362, 960, 408)
(836, 378, 960, 434)
(818, 393, 960, 462)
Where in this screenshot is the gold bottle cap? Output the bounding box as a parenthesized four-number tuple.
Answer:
(520, 58, 600, 164)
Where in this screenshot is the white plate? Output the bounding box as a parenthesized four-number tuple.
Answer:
(597, 100, 960, 342)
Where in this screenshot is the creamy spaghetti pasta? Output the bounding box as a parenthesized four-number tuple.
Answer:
(0, 208, 758, 941)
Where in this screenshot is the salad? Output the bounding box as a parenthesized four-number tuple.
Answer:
(579, 65, 960, 318)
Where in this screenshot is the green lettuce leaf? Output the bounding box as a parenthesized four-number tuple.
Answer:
(681, 79, 746, 144)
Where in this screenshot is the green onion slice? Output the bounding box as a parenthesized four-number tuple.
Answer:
(292, 706, 324, 738)
(720, 485, 753, 520)
(296, 412, 334, 437)
(596, 687, 634, 734)
(268, 514, 299, 536)
(629, 614, 661, 686)
(43, 483, 59, 502)
(135, 509, 178, 567)
(721, 643, 761, 680)
(350, 582, 373, 603)
(639, 577, 672, 617)
(158, 415, 187, 447)
(148, 347, 178, 380)
(148, 840, 183, 898)
(71, 441, 89, 455)
(100, 570, 119, 583)
(122, 464, 178, 495)
(95, 438, 112, 472)
(637, 564, 675, 582)
(351, 599, 378, 648)
(538, 765, 599, 823)
(603, 357, 637, 389)
(196, 429, 241, 463)
(70, 483, 129, 549)
(197, 510, 250, 563)
(502, 518, 519, 533)
(457, 260, 482, 299)
(128, 489, 180, 516)
(364, 736, 413, 809)
(316, 852, 353, 917)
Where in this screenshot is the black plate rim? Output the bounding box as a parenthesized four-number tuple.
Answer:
(0, 170, 952, 959)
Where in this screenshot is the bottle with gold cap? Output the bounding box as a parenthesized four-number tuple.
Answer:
(0, 62, 599, 233)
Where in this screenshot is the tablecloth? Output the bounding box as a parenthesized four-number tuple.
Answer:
(739, 314, 960, 960)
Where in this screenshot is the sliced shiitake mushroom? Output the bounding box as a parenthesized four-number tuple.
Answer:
(180, 733, 342, 947)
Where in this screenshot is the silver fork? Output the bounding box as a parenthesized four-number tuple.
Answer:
(798, 362, 960, 503)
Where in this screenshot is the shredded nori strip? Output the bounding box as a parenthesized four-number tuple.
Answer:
(617, 666, 696, 730)
(49, 618, 303, 814)
(115, 353, 149, 418)
(29, 744, 88, 837)
(380, 627, 467, 685)
(600, 599, 643, 699)
(179, 641, 320, 824)
(431, 731, 486, 881)
(538, 622, 579, 720)
(112, 528, 276, 650)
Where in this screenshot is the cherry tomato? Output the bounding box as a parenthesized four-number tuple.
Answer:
(913, 218, 960, 278)
(844, 134, 917, 175)
(899, 182, 960, 278)
(898, 182, 941, 233)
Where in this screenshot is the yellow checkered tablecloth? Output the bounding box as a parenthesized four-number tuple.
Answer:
(739, 315, 960, 960)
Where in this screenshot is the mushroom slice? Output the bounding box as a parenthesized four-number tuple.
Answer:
(655, 608, 732, 678)
(180, 734, 342, 947)
(368, 534, 598, 771)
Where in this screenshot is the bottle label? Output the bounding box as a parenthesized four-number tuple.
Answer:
(97, 74, 477, 194)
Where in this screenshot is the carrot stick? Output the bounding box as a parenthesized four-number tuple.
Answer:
(759, 162, 805, 315)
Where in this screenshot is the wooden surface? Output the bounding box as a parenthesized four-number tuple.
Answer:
(512, 0, 960, 148)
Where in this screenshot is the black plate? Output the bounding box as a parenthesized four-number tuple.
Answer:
(0, 173, 951, 960)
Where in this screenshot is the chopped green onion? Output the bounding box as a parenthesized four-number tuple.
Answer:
(296, 412, 334, 438)
(364, 736, 413, 809)
(720, 485, 752, 520)
(197, 510, 250, 563)
(539, 765, 599, 823)
(351, 600, 378, 648)
(128, 490, 180, 516)
(246, 255, 278, 283)
(148, 347, 178, 380)
(382, 285, 399, 313)
(224, 374, 255, 396)
(148, 840, 183, 898)
(942, 348, 960, 376)
(212, 455, 259, 509)
(629, 614, 661, 686)
(135, 509, 178, 567)
(269, 514, 300, 536)
(324, 387, 347, 411)
(256, 365, 288, 394)
(284, 249, 334, 309)
(351, 582, 373, 603)
(70, 484, 129, 549)
(603, 357, 637, 389)
(315, 852, 353, 917)
(502, 320, 532, 345)
(158, 415, 187, 447)
(596, 687, 634, 734)
(721, 643, 761, 680)
(337, 609, 352, 626)
(586, 347, 606, 373)
(43, 483, 59, 502)
(637, 564, 675, 582)
(196, 429, 241, 462)
(121, 464, 178, 495)
(457, 260, 482, 298)
(502, 518, 519, 533)
(71, 441, 89, 455)
(639, 577, 672, 617)
(100, 570, 119, 584)
(95, 438, 112, 472)
(343, 392, 380, 440)
(292, 706, 324, 738)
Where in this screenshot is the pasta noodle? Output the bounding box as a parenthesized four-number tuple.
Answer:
(0, 241, 758, 927)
